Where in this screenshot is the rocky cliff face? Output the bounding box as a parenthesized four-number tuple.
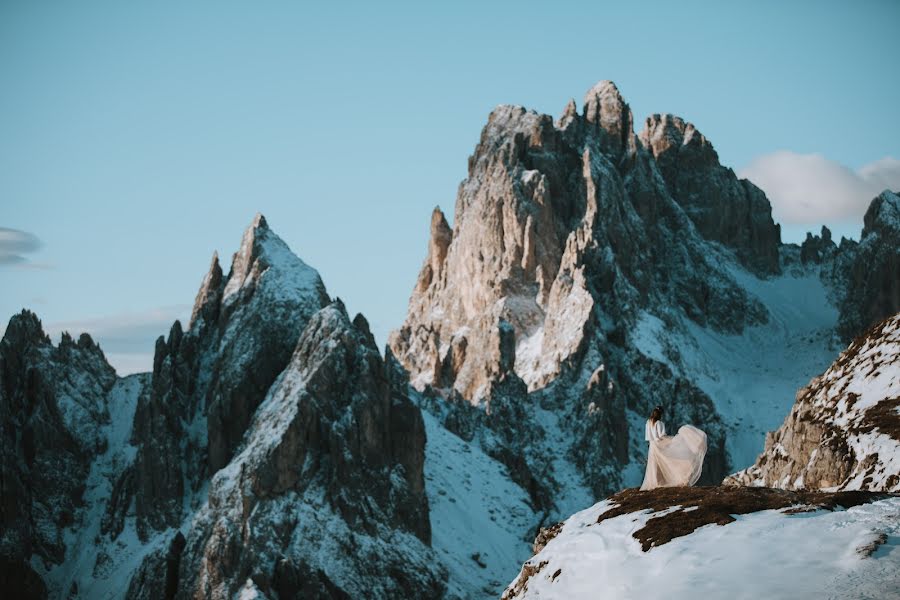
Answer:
(838, 190, 900, 342)
(0, 310, 121, 598)
(117, 213, 332, 541)
(727, 312, 900, 491)
(391, 82, 770, 400)
(389, 81, 777, 509)
(639, 114, 781, 275)
(154, 301, 442, 599)
(121, 218, 442, 600)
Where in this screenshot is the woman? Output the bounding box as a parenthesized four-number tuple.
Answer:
(640, 405, 708, 491)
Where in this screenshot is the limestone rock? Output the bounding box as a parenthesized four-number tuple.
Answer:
(389, 81, 770, 502)
(639, 114, 781, 274)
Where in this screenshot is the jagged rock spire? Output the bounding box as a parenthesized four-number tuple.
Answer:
(582, 80, 637, 159)
(189, 251, 224, 331)
(414, 207, 453, 294)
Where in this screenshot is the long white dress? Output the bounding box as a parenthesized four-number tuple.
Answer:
(640, 419, 708, 490)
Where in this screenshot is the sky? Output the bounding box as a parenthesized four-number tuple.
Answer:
(1, 0, 898, 375)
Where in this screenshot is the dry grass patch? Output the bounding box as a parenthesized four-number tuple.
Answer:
(597, 486, 892, 551)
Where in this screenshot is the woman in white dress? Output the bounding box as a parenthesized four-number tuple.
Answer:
(640, 405, 708, 491)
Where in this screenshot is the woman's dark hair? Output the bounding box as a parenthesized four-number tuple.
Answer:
(649, 406, 663, 423)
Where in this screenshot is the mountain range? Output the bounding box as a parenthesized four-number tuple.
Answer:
(2, 81, 898, 599)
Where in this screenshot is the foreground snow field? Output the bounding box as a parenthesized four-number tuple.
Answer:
(503, 487, 900, 600)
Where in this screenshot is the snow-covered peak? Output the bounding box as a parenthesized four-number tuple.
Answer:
(221, 212, 327, 309)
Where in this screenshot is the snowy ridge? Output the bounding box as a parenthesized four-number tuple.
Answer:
(502, 490, 900, 599)
(729, 312, 900, 492)
(221, 212, 325, 311)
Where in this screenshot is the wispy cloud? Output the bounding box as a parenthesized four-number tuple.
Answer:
(0, 227, 54, 269)
(739, 153, 900, 227)
(43, 304, 191, 375)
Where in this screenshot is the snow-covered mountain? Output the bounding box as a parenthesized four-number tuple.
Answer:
(0, 311, 122, 599)
(728, 312, 900, 492)
(388, 81, 895, 517)
(1, 216, 446, 599)
(502, 311, 900, 599)
(2, 80, 898, 600)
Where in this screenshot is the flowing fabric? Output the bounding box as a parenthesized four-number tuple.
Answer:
(640, 422, 708, 490)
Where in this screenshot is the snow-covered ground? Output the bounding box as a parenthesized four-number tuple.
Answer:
(634, 268, 841, 471)
(39, 374, 157, 599)
(422, 410, 542, 600)
(505, 495, 900, 599)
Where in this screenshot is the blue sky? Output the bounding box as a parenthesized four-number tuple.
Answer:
(2, 0, 898, 374)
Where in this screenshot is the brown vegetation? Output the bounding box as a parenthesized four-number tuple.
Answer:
(597, 486, 892, 551)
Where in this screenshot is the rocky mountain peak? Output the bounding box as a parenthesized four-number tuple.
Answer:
(862, 189, 900, 237)
(222, 212, 270, 303)
(1, 309, 51, 349)
(414, 207, 453, 294)
(637, 111, 781, 274)
(557, 98, 579, 129)
(639, 113, 717, 167)
(838, 190, 900, 341)
(392, 80, 774, 405)
(582, 80, 636, 158)
(800, 225, 838, 265)
(0, 307, 119, 594)
(166, 297, 442, 598)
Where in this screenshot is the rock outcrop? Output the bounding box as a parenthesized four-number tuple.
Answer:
(639, 114, 781, 274)
(727, 312, 900, 491)
(124, 213, 331, 539)
(166, 301, 443, 599)
(0, 310, 119, 596)
(838, 190, 900, 342)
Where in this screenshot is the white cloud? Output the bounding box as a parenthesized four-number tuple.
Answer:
(104, 353, 157, 377)
(739, 152, 900, 227)
(43, 304, 191, 375)
(0, 227, 51, 268)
